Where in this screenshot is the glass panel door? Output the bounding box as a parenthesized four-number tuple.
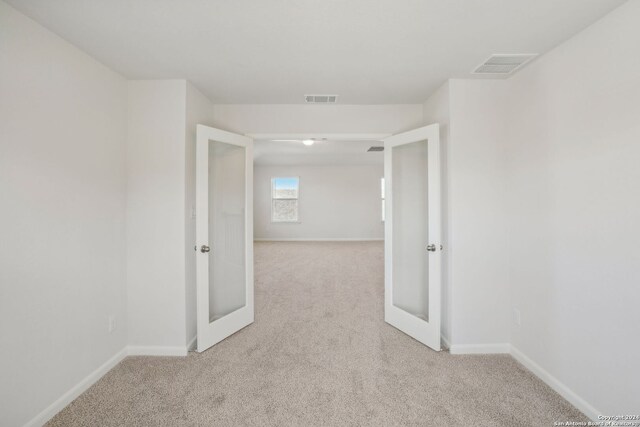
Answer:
(196, 125, 253, 353)
(384, 124, 441, 351)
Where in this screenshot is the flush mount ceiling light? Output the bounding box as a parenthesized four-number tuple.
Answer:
(303, 139, 314, 146)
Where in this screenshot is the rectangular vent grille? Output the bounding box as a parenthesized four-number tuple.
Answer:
(474, 54, 537, 75)
(305, 94, 338, 103)
(367, 146, 384, 152)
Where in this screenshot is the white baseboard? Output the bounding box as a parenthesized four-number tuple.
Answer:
(510, 346, 599, 421)
(254, 238, 384, 242)
(449, 343, 510, 355)
(127, 345, 188, 357)
(25, 347, 128, 427)
(187, 335, 197, 352)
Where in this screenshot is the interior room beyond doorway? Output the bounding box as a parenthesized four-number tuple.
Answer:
(252, 135, 386, 242)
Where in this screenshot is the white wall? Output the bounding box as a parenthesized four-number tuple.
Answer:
(126, 80, 189, 351)
(127, 80, 215, 353)
(422, 79, 511, 349)
(254, 165, 384, 240)
(503, 0, 640, 415)
(212, 104, 423, 135)
(431, 0, 640, 415)
(447, 79, 511, 348)
(0, 2, 128, 425)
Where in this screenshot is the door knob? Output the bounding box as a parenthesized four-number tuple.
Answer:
(426, 244, 436, 252)
(200, 245, 210, 253)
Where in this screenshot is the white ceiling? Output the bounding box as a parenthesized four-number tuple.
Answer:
(254, 139, 384, 166)
(7, 0, 625, 104)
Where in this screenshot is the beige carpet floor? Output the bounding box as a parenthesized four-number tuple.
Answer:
(48, 241, 587, 426)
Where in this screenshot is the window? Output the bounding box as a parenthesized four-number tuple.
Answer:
(271, 177, 299, 222)
(381, 177, 385, 221)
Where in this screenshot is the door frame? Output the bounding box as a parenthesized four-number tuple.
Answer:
(246, 133, 391, 141)
(196, 124, 254, 353)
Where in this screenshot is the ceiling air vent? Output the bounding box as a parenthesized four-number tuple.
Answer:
(473, 54, 537, 75)
(367, 146, 384, 152)
(305, 94, 338, 103)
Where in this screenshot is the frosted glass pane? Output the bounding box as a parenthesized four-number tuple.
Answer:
(391, 139, 429, 321)
(208, 140, 246, 323)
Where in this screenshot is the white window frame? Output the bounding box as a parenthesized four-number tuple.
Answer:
(271, 177, 300, 223)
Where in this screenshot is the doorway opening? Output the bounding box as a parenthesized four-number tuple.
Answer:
(252, 135, 387, 243)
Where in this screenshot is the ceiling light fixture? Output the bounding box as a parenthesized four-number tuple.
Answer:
(303, 139, 314, 146)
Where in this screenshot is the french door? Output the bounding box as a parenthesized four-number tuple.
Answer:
(196, 125, 254, 353)
(384, 123, 442, 351)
